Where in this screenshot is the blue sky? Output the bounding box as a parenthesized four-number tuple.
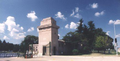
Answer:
(0, 0, 120, 47)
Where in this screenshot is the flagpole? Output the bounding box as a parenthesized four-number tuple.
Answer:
(114, 22, 118, 55)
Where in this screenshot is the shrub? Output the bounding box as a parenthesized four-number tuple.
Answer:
(72, 49, 79, 55)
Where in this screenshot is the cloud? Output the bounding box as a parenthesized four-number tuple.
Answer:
(70, 22, 78, 29)
(20, 27, 24, 30)
(116, 34, 120, 38)
(91, 3, 98, 8)
(75, 7, 79, 12)
(55, 12, 66, 20)
(58, 34, 60, 36)
(95, 11, 104, 17)
(70, 10, 75, 16)
(3, 36, 9, 40)
(4, 16, 26, 39)
(109, 19, 120, 25)
(5, 16, 16, 31)
(15, 33, 26, 39)
(37, 28, 39, 32)
(65, 22, 79, 29)
(9, 28, 26, 39)
(74, 13, 82, 18)
(106, 31, 110, 35)
(12, 28, 19, 32)
(27, 27, 34, 32)
(70, 7, 82, 18)
(27, 11, 38, 21)
(65, 24, 69, 29)
(0, 23, 5, 33)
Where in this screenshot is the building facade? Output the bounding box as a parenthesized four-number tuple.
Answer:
(37, 17, 61, 56)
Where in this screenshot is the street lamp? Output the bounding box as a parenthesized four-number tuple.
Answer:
(113, 23, 118, 55)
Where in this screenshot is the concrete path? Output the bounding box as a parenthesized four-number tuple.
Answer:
(0, 56, 120, 61)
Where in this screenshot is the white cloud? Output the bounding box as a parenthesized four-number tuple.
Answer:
(4, 16, 26, 39)
(95, 11, 104, 17)
(12, 28, 19, 32)
(65, 24, 69, 29)
(58, 34, 60, 36)
(55, 12, 66, 20)
(109, 19, 120, 25)
(70, 22, 78, 29)
(70, 7, 82, 19)
(27, 11, 38, 21)
(0, 23, 5, 33)
(3, 36, 9, 40)
(106, 31, 110, 35)
(109, 20, 115, 24)
(75, 7, 79, 12)
(70, 10, 75, 16)
(5, 16, 16, 31)
(9, 28, 26, 39)
(20, 27, 24, 30)
(74, 13, 82, 18)
(9, 29, 26, 39)
(37, 28, 39, 32)
(17, 24, 20, 27)
(115, 19, 120, 25)
(27, 27, 34, 32)
(116, 34, 120, 38)
(15, 33, 26, 39)
(65, 22, 79, 29)
(91, 3, 98, 8)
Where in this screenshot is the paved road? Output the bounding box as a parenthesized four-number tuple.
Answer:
(0, 56, 120, 61)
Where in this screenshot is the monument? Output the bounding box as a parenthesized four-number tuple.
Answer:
(37, 17, 59, 56)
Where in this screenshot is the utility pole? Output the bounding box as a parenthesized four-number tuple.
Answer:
(113, 23, 118, 56)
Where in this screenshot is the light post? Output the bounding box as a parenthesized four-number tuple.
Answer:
(113, 23, 118, 55)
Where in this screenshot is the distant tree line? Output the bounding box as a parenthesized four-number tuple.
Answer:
(0, 40, 20, 52)
(63, 19, 114, 54)
(0, 35, 38, 53)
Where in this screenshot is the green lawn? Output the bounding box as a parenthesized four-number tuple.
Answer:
(80, 49, 120, 56)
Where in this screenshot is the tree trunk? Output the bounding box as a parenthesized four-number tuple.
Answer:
(98, 50, 99, 53)
(104, 49, 105, 54)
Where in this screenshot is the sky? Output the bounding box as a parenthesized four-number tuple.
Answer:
(0, 0, 120, 47)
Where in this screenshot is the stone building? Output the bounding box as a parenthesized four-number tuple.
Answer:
(34, 17, 65, 56)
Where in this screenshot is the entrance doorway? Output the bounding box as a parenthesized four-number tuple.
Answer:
(43, 46, 46, 55)
(53, 46, 56, 55)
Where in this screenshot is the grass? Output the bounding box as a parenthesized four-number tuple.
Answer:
(80, 49, 120, 56)
(61, 49, 120, 56)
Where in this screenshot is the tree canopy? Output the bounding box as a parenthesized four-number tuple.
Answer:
(63, 19, 113, 54)
(20, 35, 38, 53)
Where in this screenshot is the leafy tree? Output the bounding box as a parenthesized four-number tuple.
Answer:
(63, 32, 80, 54)
(20, 35, 38, 53)
(13, 44, 20, 52)
(76, 19, 83, 33)
(0, 39, 2, 51)
(63, 19, 114, 54)
(87, 21, 96, 51)
(95, 36, 104, 52)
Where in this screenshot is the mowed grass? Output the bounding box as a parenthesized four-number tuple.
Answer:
(61, 49, 120, 56)
(80, 49, 120, 56)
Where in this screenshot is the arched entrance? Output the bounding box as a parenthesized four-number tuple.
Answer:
(53, 46, 56, 55)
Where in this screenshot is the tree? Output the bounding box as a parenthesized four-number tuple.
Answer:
(2, 40, 7, 51)
(63, 32, 80, 54)
(63, 19, 114, 54)
(20, 35, 38, 53)
(87, 21, 96, 51)
(76, 19, 83, 33)
(95, 36, 104, 52)
(0, 39, 2, 51)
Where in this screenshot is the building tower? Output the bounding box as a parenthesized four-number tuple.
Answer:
(37, 17, 59, 56)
